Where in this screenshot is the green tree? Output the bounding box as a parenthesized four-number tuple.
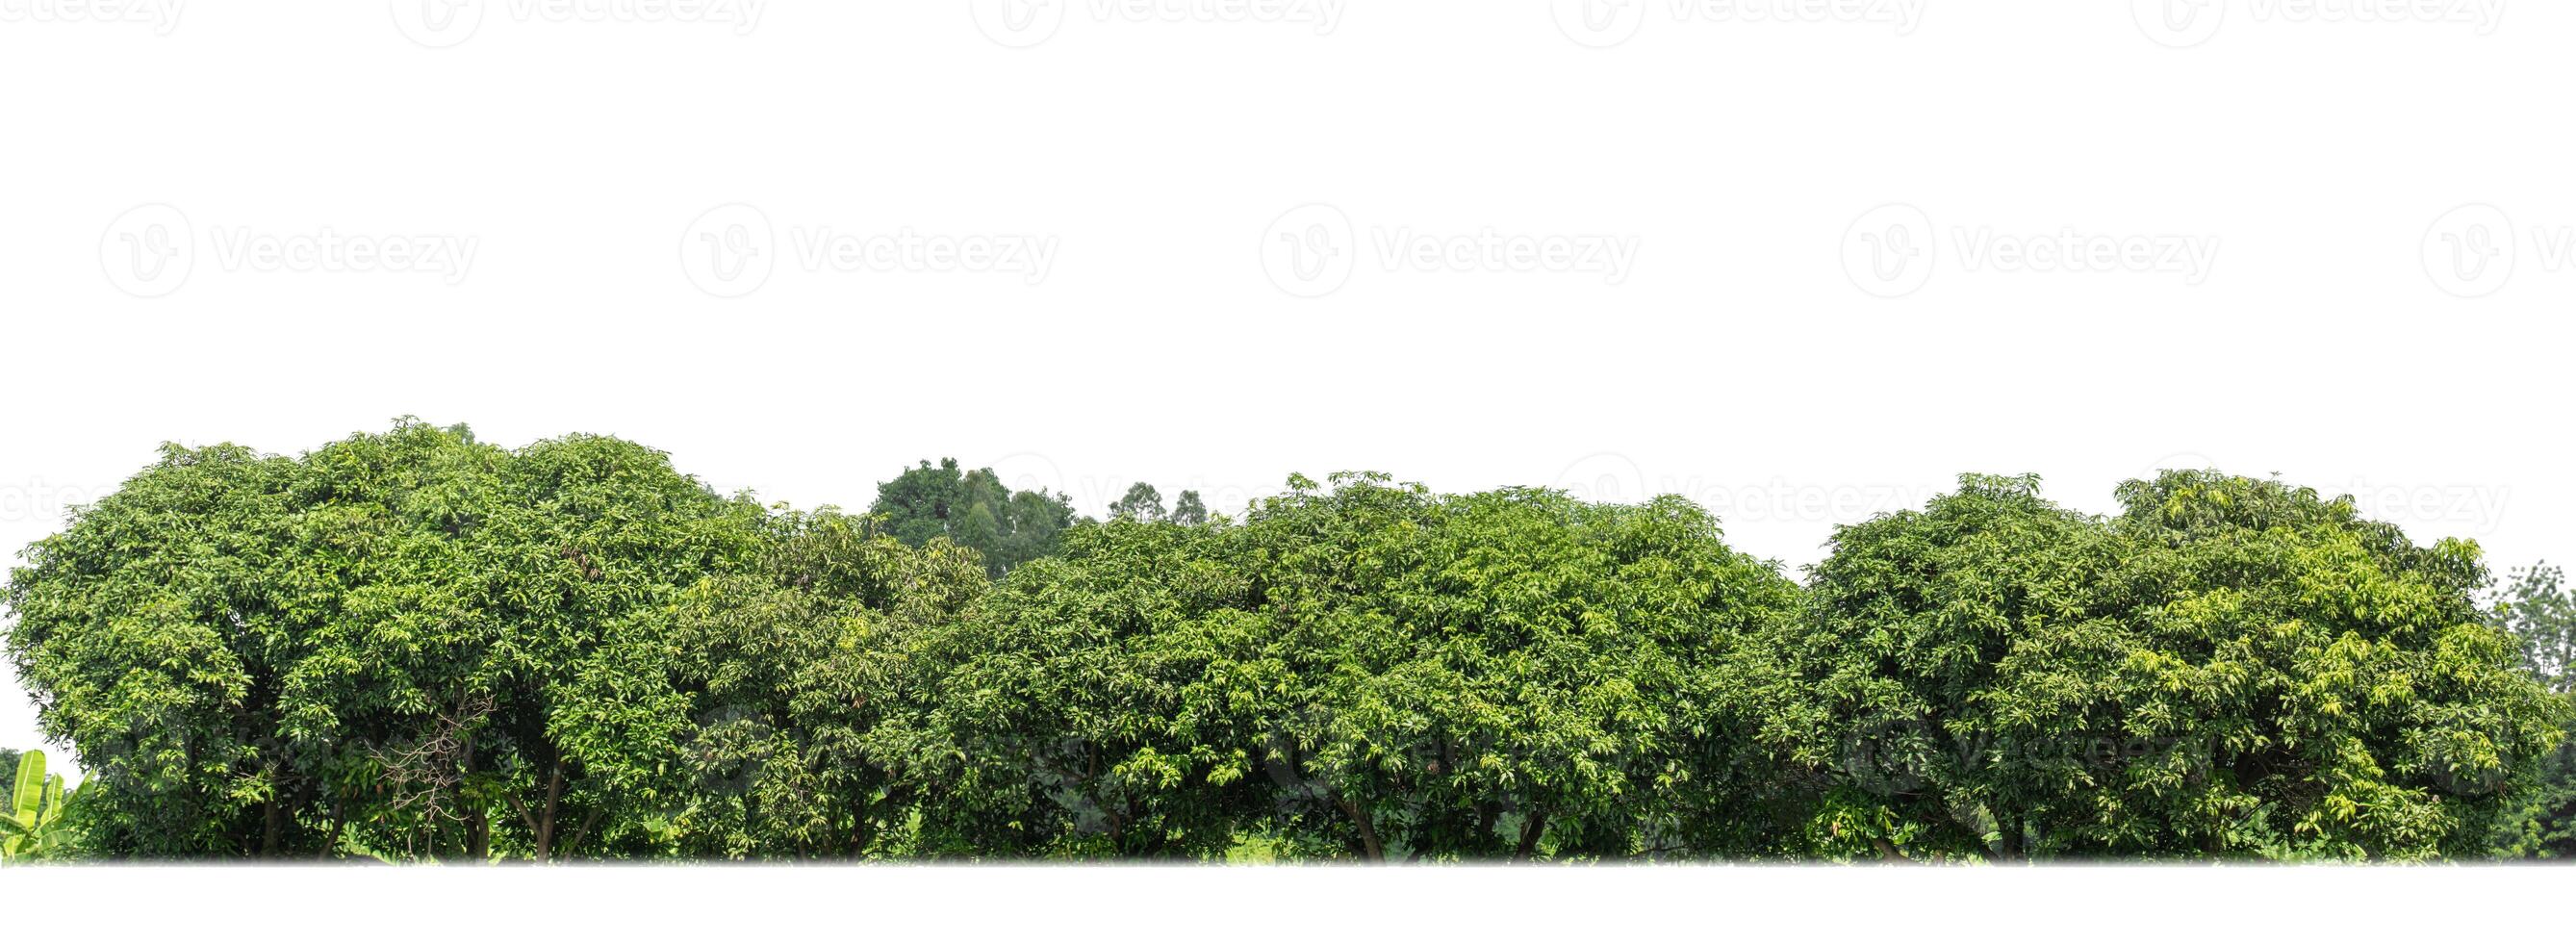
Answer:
(425, 433, 761, 860)
(1109, 483, 1165, 522)
(5, 438, 314, 856)
(896, 517, 1271, 858)
(869, 459, 1076, 577)
(2493, 564, 2575, 694)
(1242, 474, 1806, 860)
(1780, 472, 2566, 861)
(2487, 563, 2576, 857)
(1771, 473, 2132, 860)
(5, 421, 764, 860)
(664, 507, 986, 858)
(903, 472, 1806, 860)
(1171, 490, 1209, 526)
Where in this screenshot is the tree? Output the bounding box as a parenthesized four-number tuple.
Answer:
(1780, 472, 2568, 861)
(1171, 490, 1209, 526)
(905, 472, 1807, 860)
(1243, 474, 1808, 860)
(413, 432, 763, 861)
(2487, 563, 2576, 857)
(16, 435, 2575, 864)
(5, 438, 315, 856)
(1773, 472, 2134, 860)
(4, 421, 766, 861)
(664, 507, 986, 858)
(1109, 483, 1165, 522)
(869, 459, 1076, 577)
(2493, 564, 2575, 694)
(896, 517, 1272, 858)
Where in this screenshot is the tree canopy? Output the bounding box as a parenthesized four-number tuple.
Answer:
(868, 458, 1075, 578)
(5, 424, 2566, 863)
(2487, 562, 2576, 857)
(1777, 472, 2566, 861)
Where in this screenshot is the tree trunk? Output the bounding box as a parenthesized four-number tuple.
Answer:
(317, 803, 345, 861)
(1515, 811, 1547, 861)
(534, 762, 563, 861)
(1337, 796, 1384, 862)
(462, 733, 490, 861)
(261, 790, 283, 857)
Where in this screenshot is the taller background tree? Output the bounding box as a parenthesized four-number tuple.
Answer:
(868, 459, 1076, 577)
(2489, 562, 2576, 857)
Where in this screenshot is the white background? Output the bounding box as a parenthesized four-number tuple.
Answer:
(1, 0, 2570, 914)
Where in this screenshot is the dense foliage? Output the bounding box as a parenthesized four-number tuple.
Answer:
(1777, 472, 2564, 861)
(869, 458, 1076, 578)
(3, 749, 76, 860)
(3, 423, 2566, 863)
(898, 474, 1805, 859)
(2487, 563, 2576, 857)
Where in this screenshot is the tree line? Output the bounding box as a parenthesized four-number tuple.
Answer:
(3, 420, 2570, 862)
